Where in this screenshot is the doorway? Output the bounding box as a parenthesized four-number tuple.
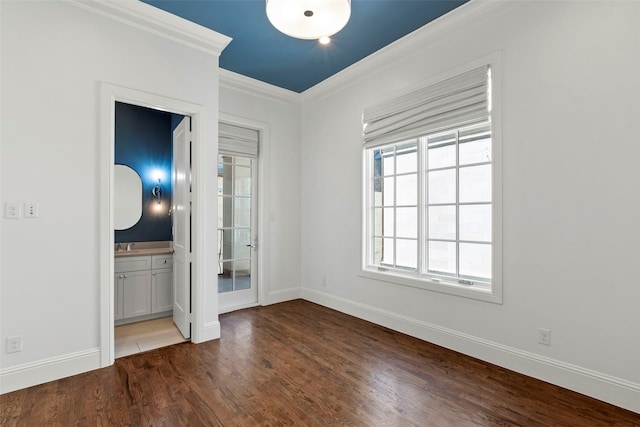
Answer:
(113, 103, 191, 358)
(217, 122, 260, 313)
(100, 83, 209, 367)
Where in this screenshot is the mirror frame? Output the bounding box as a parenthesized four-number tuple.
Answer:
(114, 164, 142, 230)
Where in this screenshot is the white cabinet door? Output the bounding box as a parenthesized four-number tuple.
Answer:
(122, 270, 151, 318)
(114, 274, 124, 320)
(152, 269, 173, 313)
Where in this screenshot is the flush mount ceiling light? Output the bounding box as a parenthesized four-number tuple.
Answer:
(266, 0, 351, 40)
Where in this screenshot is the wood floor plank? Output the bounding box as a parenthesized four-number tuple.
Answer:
(1, 300, 639, 426)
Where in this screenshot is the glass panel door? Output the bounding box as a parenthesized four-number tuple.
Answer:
(217, 154, 258, 312)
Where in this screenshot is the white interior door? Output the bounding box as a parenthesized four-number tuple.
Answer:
(217, 152, 258, 313)
(173, 117, 191, 339)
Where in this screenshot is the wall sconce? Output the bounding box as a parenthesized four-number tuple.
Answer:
(151, 179, 162, 204)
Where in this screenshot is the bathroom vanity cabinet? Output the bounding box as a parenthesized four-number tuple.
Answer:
(115, 254, 173, 325)
(151, 255, 173, 313)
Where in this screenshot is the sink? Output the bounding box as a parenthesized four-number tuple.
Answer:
(114, 241, 173, 257)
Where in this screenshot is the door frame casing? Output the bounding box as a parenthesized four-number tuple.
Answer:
(99, 83, 212, 367)
(218, 112, 269, 312)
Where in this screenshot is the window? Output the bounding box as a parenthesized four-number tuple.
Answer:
(362, 63, 501, 302)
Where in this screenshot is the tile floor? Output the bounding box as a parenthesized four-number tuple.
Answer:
(115, 316, 187, 358)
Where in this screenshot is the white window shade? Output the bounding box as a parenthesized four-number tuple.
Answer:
(219, 122, 259, 158)
(363, 66, 490, 148)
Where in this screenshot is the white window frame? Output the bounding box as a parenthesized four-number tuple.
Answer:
(360, 56, 502, 304)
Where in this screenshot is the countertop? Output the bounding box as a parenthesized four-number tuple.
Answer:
(114, 241, 173, 258)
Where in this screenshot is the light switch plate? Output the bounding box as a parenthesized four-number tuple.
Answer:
(24, 202, 39, 218)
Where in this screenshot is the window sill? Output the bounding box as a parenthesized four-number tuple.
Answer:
(359, 267, 503, 304)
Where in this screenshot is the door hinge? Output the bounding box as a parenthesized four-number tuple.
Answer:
(187, 313, 192, 323)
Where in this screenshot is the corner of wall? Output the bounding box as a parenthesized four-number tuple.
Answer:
(67, 0, 232, 55)
(299, 287, 640, 414)
(219, 69, 301, 106)
(0, 348, 101, 395)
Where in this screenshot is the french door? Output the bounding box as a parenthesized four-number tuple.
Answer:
(217, 134, 258, 313)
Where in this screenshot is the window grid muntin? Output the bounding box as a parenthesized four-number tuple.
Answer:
(425, 122, 492, 284)
(368, 120, 492, 286)
(371, 141, 418, 271)
(217, 155, 254, 291)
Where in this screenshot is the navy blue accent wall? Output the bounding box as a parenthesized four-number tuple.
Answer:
(115, 102, 173, 243)
(170, 113, 185, 132)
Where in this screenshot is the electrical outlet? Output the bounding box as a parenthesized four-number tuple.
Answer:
(24, 202, 39, 218)
(4, 202, 21, 219)
(7, 336, 22, 353)
(538, 328, 551, 346)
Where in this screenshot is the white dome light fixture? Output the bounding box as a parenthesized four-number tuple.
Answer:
(266, 0, 351, 40)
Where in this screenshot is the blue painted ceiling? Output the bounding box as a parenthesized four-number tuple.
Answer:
(142, 0, 469, 93)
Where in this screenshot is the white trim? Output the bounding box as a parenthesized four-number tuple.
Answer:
(219, 112, 271, 311)
(66, 0, 231, 56)
(219, 303, 259, 315)
(264, 287, 302, 305)
(219, 69, 301, 106)
(99, 83, 212, 367)
(360, 52, 503, 304)
(301, 0, 516, 105)
(197, 321, 221, 343)
(190, 110, 218, 345)
(0, 348, 101, 394)
(358, 269, 498, 303)
(300, 288, 640, 414)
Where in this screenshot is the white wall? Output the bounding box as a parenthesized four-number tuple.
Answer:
(2, 0, 639, 414)
(0, 0, 226, 391)
(300, 0, 640, 413)
(219, 72, 303, 305)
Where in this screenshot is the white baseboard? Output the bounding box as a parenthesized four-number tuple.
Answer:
(216, 287, 301, 316)
(301, 287, 640, 415)
(5, 291, 638, 415)
(0, 348, 101, 394)
(219, 303, 259, 315)
(264, 286, 301, 306)
(194, 321, 221, 344)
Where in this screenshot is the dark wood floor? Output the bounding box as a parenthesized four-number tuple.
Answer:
(2, 300, 639, 426)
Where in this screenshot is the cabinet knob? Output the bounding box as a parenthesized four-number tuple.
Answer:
(124, 274, 128, 278)
(152, 272, 156, 276)
(163, 259, 167, 264)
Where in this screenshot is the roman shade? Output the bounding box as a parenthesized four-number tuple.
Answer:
(363, 65, 490, 147)
(219, 122, 259, 158)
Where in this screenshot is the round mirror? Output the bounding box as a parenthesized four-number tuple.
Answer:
(114, 164, 142, 230)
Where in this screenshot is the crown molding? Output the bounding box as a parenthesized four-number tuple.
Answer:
(66, 0, 232, 56)
(219, 68, 301, 106)
(301, 0, 515, 105)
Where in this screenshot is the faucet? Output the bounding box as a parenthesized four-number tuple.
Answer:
(126, 243, 134, 251)
(117, 243, 123, 251)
